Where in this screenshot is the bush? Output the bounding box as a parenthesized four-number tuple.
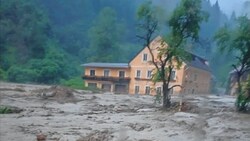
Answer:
(61, 77, 86, 90)
(154, 92, 162, 104)
(7, 66, 38, 83)
(0, 68, 7, 80)
(0, 106, 12, 114)
(236, 77, 250, 112)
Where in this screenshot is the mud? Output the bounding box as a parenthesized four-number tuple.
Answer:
(0, 82, 249, 141)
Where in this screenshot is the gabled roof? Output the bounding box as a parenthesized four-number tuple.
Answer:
(81, 36, 211, 72)
(129, 36, 211, 72)
(81, 62, 129, 68)
(129, 36, 162, 64)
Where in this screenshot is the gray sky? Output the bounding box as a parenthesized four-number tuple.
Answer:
(210, 0, 249, 16)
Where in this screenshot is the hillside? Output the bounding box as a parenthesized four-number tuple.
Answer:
(0, 0, 236, 87)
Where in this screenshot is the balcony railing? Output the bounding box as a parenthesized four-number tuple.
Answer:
(82, 75, 130, 83)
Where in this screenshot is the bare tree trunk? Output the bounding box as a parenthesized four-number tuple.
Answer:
(237, 72, 242, 94)
(163, 82, 171, 108)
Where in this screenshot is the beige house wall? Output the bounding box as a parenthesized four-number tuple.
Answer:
(129, 37, 187, 95)
(182, 66, 211, 94)
(84, 67, 130, 92)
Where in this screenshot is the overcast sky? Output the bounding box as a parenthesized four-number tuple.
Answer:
(210, 0, 249, 16)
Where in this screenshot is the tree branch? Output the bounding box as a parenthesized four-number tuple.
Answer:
(168, 84, 182, 90)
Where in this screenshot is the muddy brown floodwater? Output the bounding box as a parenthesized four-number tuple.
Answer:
(0, 82, 249, 141)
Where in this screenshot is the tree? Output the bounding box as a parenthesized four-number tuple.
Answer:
(87, 7, 125, 62)
(137, 0, 207, 108)
(215, 16, 250, 111)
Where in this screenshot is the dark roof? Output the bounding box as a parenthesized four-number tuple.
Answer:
(81, 63, 129, 68)
(186, 54, 211, 72)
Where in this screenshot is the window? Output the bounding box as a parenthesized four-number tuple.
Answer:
(136, 70, 141, 78)
(170, 70, 176, 80)
(119, 71, 125, 78)
(143, 53, 148, 61)
(90, 70, 95, 76)
(156, 87, 162, 95)
(145, 86, 150, 95)
(104, 70, 110, 77)
(147, 70, 152, 79)
(135, 86, 140, 94)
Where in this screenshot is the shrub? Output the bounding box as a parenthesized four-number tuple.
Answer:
(7, 65, 37, 83)
(236, 77, 250, 112)
(154, 92, 162, 104)
(61, 77, 86, 90)
(0, 68, 7, 80)
(0, 106, 12, 114)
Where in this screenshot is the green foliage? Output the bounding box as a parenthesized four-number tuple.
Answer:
(87, 7, 125, 62)
(236, 92, 250, 111)
(0, 68, 7, 80)
(215, 16, 250, 60)
(136, 1, 161, 41)
(154, 92, 163, 104)
(61, 77, 85, 90)
(7, 66, 38, 83)
(215, 16, 250, 92)
(216, 16, 250, 111)
(236, 77, 250, 111)
(168, 0, 208, 46)
(0, 106, 12, 114)
(0, 0, 50, 65)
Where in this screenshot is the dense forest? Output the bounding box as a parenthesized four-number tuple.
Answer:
(0, 0, 247, 89)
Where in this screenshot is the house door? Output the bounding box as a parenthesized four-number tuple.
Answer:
(102, 84, 111, 92)
(114, 84, 127, 93)
(88, 83, 97, 88)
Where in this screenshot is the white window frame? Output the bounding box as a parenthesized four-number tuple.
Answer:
(104, 69, 110, 77)
(142, 53, 148, 62)
(145, 86, 150, 95)
(156, 86, 162, 95)
(118, 70, 125, 78)
(136, 70, 141, 78)
(170, 70, 176, 80)
(90, 69, 95, 76)
(147, 70, 152, 79)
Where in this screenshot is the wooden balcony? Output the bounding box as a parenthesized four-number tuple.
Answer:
(82, 75, 130, 83)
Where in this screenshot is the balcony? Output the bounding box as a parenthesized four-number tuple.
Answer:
(82, 75, 130, 83)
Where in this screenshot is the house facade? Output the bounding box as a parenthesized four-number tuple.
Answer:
(82, 63, 130, 93)
(82, 36, 212, 95)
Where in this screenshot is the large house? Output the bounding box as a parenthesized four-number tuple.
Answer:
(82, 36, 212, 95)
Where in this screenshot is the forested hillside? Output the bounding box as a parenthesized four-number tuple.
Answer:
(0, 0, 238, 88)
